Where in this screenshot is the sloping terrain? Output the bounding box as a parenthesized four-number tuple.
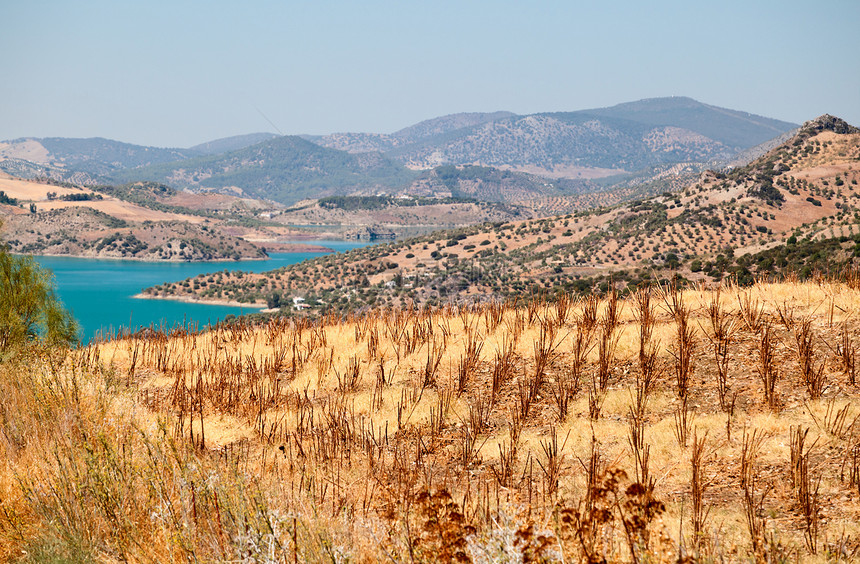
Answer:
(144, 115, 858, 309)
(304, 111, 517, 153)
(406, 165, 594, 202)
(0, 137, 197, 177)
(311, 97, 798, 179)
(112, 135, 417, 206)
(0, 176, 299, 261)
(272, 195, 529, 235)
(6, 279, 860, 561)
(0, 206, 266, 261)
(188, 132, 279, 155)
(0, 99, 797, 213)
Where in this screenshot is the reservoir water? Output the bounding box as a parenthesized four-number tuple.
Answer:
(33, 241, 371, 343)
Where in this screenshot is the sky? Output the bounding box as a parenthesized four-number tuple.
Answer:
(4, 1, 859, 148)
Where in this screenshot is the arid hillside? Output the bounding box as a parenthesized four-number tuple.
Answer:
(0, 176, 324, 260)
(3, 280, 860, 561)
(311, 97, 796, 180)
(144, 115, 860, 308)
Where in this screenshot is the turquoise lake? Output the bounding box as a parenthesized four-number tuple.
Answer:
(33, 241, 371, 343)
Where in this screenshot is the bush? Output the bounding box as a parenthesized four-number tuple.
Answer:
(0, 244, 77, 355)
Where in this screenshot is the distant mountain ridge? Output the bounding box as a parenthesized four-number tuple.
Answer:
(0, 97, 799, 207)
(310, 97, 798, 177)
(301, 111, 517, 154)
(0, 134, 280, 177)
(112, 135, 416, 205)
(189, 132, 279, 155)
(0, 137, 197, 176)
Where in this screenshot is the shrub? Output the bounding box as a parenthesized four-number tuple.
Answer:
(0, 245, 77, 355)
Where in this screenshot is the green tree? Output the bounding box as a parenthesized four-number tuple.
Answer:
(0, 241, 78, 355)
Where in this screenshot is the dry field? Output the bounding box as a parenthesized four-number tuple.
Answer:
(0, 176, 204, 223)
(3, 280, 860, 562)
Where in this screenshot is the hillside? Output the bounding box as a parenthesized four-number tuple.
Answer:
(6, 278, 860, 560)
(311, 97, 798, 180)
(0, 99, 797, 214)
(407, 165, 594, 202)
(0, 137, 197, 177)
(305, 111, 518, 153)
(0, 176, 324, 261)
(143, 114, 859, 309)
(112, 135, 417, 206)
(188, 132, 279, 155)
(271, 195, 529, 237)
(0, 206, 266, 261)
(244, 163, 604, 237)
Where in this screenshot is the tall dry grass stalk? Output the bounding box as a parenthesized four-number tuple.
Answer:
(757, 324, 780, 411)
(629, 287, 658, 485)
(790, 426, 821, 553)
(556, 298, 597, 422)
(738, 291, 765, 333)
(537, 427, 569, 504)
(597, 288, 621, 392)
(704, 288, 735, 411)
(741, 428, 769, 557)
(490, 336, 516, 408)
(673, 395, 693, 448)
(456, 321, 483, 394)
(690, 428, 709, 550)
(664, 284, 696, 399)
(794, 318, 826, 399)
(842, 322, 857, 386)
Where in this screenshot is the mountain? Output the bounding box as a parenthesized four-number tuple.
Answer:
(188, 132, 279, 155)
(407, 165, 594, 202)
(303, 111, 516, 154)
(568, 96, 794, 148)
(310, 97, 798, 179)
(112, 135, 417, 206)
(145, 114, 860, 310)
(0, 137, 197, 177)
(0, 98, 798, 210)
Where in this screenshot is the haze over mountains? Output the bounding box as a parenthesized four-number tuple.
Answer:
(0, 97, 798, 207)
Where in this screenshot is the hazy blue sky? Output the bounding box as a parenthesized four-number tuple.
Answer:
(4, 1, 859, 147)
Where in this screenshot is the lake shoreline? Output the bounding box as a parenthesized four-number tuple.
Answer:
(33, 242, 371, 342)
(133, 293, 264, 309)
(21, 251, 269, 263)
(22, 241, 336, 263)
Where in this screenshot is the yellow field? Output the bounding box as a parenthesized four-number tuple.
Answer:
(0, 176, 204, 223)
(2, 280, 860, 562)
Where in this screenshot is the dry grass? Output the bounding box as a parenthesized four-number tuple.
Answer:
(3, 279, 860, 561)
